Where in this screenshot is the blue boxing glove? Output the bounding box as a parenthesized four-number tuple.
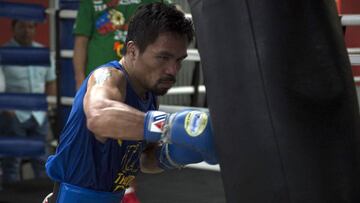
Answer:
(157, 143, 203, 170)
(144, 110, 218, 164)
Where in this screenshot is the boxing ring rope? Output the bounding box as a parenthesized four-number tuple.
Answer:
(348, 48, 360, 68)
(348, 47, 360, 76)
(0, 47, 51, 66)
(0, 2, 46, 22)
(340, 14, 360, 26)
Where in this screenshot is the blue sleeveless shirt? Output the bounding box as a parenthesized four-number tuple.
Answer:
(46, 61, 157, 192)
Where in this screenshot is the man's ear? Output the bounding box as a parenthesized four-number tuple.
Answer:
(126, 41, 139, 59)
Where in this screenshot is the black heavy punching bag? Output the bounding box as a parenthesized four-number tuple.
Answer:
(188, 0, 360, 202)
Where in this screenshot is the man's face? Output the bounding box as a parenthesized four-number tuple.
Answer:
(13, 21, 36, 46)
(133, 32, 188, 96)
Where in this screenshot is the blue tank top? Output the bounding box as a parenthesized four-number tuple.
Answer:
(46, 61, 157, 192)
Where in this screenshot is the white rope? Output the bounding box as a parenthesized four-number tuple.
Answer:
(186, 162, 220, 172)
(47, 96, 73, 106)
(349, 54, 360, 66)
(185, 13, 192, 19)
(166, 85, 205, 95)
(45, 9, 77, 19)
(347, 48, 360, 54)
(60, 50, 73, 58)
(341, 15, 360, 26)
(347, 48, 360, 65)
(186, 49, 200, 61)
(355, 76, 360, 83)
(59, 9, 77, 19)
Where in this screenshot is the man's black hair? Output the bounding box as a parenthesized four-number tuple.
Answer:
(11, 19, 36, 28)
(124, 2, 194, 54)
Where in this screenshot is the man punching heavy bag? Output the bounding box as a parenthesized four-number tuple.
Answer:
(188, 0, 360, 202)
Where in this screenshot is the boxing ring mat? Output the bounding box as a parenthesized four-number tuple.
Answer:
(188, 0, 360, 202)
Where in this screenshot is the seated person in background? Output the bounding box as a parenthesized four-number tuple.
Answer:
(0, 19, 56, 184)
(44, 3, 217, 203)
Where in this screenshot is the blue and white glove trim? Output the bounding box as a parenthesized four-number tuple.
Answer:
(144, 111, 169, 142)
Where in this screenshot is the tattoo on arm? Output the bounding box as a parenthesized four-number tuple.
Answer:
(94, 68, 112, 86)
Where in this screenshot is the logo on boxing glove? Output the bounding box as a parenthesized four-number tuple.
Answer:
(148, 111, 168, 133)
(184, 111, 208, 137)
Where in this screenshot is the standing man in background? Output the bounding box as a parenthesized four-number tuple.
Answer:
(72, 1, 172, 202)
(0, 20, 56, 185)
